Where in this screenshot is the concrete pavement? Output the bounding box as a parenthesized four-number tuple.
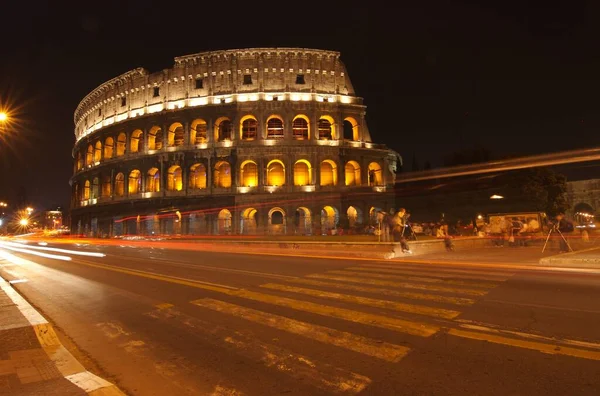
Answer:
(0, 240, 599, 395)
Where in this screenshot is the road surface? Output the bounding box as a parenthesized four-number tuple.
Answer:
(0, 239, 599, 395)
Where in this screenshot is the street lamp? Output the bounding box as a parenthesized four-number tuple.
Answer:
(19, 218, 29, 226)
(0, 112, 7, 122)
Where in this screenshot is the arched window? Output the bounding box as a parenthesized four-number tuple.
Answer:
(266, 116, 284, 139)
(94, 141, 102, 163)
(167, 165, 183, 191)
(368, 162, 383, 186)
(168, 122, 184, 147)
(241, 116, 258, 140)
(104, 137, 114, 159)
(213, 161, 231, 188)
(147, 126, 161, 150)
(345, 161, 361, 186)
(190, 119, 207, 144)
(343, 117, 360, 141)
(292, 116, 309, 140)
(130, 130, 143, 153)
(116, 133, 126, 156)
(347, 206, 363, 227)
(294, 160, 312, 186)
(101, 175, 111, 197)
(320, 160, 338, 186)
(217, 209, 232, 234)
(91, 177, 99, 199)
(215, 118, 232, 142)
(240, 161, 258, 187)
(86, 144, 93, 165)
(83, 180, 90, 200)
(241, 208, 258, 235)
(115, 173, 125, 197)
(189, 163, 207, 189)
(318, 116, 335, 140)
(146, 168, 160, 192)
(128, 170, 141, 194)
(155, 129, 164, 150)
(271, 210, 284, 225)
(268, 207, 287, 235)
(76, 152, 83, 170)
(266, 160, 285, 186)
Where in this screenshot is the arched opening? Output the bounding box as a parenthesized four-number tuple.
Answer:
(167, 165, 183, 191)
(343, 117, 360, 141)
(101, 175, 111, 197)
(321, 205, 339, 235)
(368, 162, 383, 186)
(115, 173, 125, 197)
(213, 161, 232, 188)
(155, 129, 164, 150)
(320, 160, 338, 186)
(190, 119, 207, 144)
(146, 168, 160, 192)
(369, 206, 382, 225)
(217, 209, 232, 234)
(215, 118, 232, 142)
(347, 206, 363, 228)
(293, 160, 312, 186)
(269, 207, 286, 235)
(147, 126, 161, 150)
(86, 144, 93, 165)
(318, 116, 335, 140)
(574, 202, 595, 225)
(292, 115, 310, 140)
(266, 116, 284, 139)
(94, 141, 102, 162)
(266, 160, 285, 186)
(83, 180, 90, 200)
(76, 152, 83, 170)
(187, 213, 207, 235)
(116, 132, 126, 156)
(130, 130, 143, 153)
(189, 163, 207, 189)
(240, 160, 258, 187)
(241, 208, 258, 234)
(295, 207, 312, 235)
(168, 122, 184, 147)
(345, 160, 361, 186)
(104, 137, 114, 159)
(240, 115, 258, 140)
(128, 170, 141, 194)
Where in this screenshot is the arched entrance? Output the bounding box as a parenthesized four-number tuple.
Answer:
(269, 207, 286, 235)
(241, 208, 258, 235)
(321, 206, 339, 235)
(295, 207, 312, 235)
(574, 202, 595, 225)
(217, 209, 232, 235)
(347, 206, 363, 228)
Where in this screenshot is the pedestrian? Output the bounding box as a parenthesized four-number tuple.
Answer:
(392, 208, 412, 254)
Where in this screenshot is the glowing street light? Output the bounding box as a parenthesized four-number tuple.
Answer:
(490, 194, 504, 199)
(26, 207, 33, 215)
(19, 218, 29, 226)
(0, 112, 7, 122)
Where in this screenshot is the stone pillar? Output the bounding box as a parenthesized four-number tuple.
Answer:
(183, 121, 190, 146)
(312, 210, 322, 236)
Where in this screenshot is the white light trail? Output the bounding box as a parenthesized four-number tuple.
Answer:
(0, 241, 106, 258)
(0, 244, 72, 261)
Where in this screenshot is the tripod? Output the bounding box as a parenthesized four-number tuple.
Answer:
(541, 224, 572, 253)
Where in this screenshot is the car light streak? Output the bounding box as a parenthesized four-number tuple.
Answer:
(0, 241, 106, 257)
(0, 244, 72, 261)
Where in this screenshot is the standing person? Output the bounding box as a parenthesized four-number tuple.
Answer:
(553, 213, 574, 252)
(377, 210, 390, 242)
(392, 208, 412, 254)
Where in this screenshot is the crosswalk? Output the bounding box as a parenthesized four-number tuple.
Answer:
(142, 261, 529, 394)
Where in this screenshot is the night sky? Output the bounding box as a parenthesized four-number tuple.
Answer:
(0, 1, 597, 210)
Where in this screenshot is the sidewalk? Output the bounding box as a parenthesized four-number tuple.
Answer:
(539, 246, 600, 268)
(0, 275, 125, 395)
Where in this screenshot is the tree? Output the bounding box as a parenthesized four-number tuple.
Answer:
(507, 168, 570, 216)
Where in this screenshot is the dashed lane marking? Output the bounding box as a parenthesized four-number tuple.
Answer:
(349, 266, 512, 281)
(155, 303, 174, 310)
(192, 298, 410, 362)
(260, 283, 461, 319)
(327, 270, 499, 289)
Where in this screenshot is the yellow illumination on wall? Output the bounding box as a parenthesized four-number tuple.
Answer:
(148, 103, 164, 113)
(293, 160, 312, 186)
(167, 165, 183, 191)
(237, 94, 248, 102)
(290, 93, 301, 101)
(189, 97, 208, 107)
(320, 160, 338, 186)
(340, 95, 352, 104)
(214, 161, 232, 188)
(104, 117, 115, 126)
(266, 160, 285, 186)
(240, 160, 259, 187)
(368, 162, 383, 186)
(345, 160, 362, 186)
(116, 113, 128, 122)
(249, 94, 259, 101)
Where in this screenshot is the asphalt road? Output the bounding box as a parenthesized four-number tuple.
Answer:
(0, 239, 599, 395)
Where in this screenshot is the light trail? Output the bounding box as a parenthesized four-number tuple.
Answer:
(0, 244, 72, 261)
(0, 241, 106, 257)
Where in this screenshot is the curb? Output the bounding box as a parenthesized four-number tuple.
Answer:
(538, 246, 600, 268)
(0, 275, 126, 395)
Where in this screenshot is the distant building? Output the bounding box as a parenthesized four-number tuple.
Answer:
(44, 210, 63, 230)
(566, 178, 599, 223)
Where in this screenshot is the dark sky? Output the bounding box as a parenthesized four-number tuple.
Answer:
(0, 0, 598, 209)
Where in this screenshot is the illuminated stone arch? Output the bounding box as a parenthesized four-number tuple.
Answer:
(115, 173, 125, 197)
(130, 129, 143, 153)
(104, 137, 114, 159)
(217, 209, 232, 234)
(368, 162, 383, 186)
(292, 115, 310, 140)
(345, 160, 361, 186)
(128, 170, 141, 194)
(148, 126, 161, 150)
(318, 115, 336, 140)
(190, 119, 207, 144)
(240, 115, 258, 140)
(240, 160, 259, 187)
(347, 206, 363, 228)
(343, 116, 360, 141)
(189, 163, 207, 189)
(86, 144, 93, 165)
(213, 161, 232, 188)
(146, 167, 160, 192)
(293, 159, 312, 186)
(116, 132, 126, 156)
(295, 207, 312, 235)
(268, 207, 286, 235)
(167, 165, 183, 191)
(214, 117, 232, 142)
(241, 207, 258, 234)
(94, 141, 102, 163)
(168, 122, 184, 147)
(83, 180, 91, 200)
(76, 152, 83, 170)
(321, 205, 339, 234)
(266, 159, 285, 186)
(266, 115, 284, 139)
(320, 159, 338, 186)
(101, 175, 111, 197)
(369, 206, 382, 225)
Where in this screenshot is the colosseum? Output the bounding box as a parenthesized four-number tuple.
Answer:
(70, 48, 401, 236)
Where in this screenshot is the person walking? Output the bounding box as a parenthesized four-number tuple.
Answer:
(392, 208, 411, 254)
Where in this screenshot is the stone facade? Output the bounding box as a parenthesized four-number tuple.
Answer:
(70, 48, 400, 237)
(566, 178, 600, 220)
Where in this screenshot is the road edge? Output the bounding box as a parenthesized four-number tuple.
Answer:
(0, 274, 126, 396)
